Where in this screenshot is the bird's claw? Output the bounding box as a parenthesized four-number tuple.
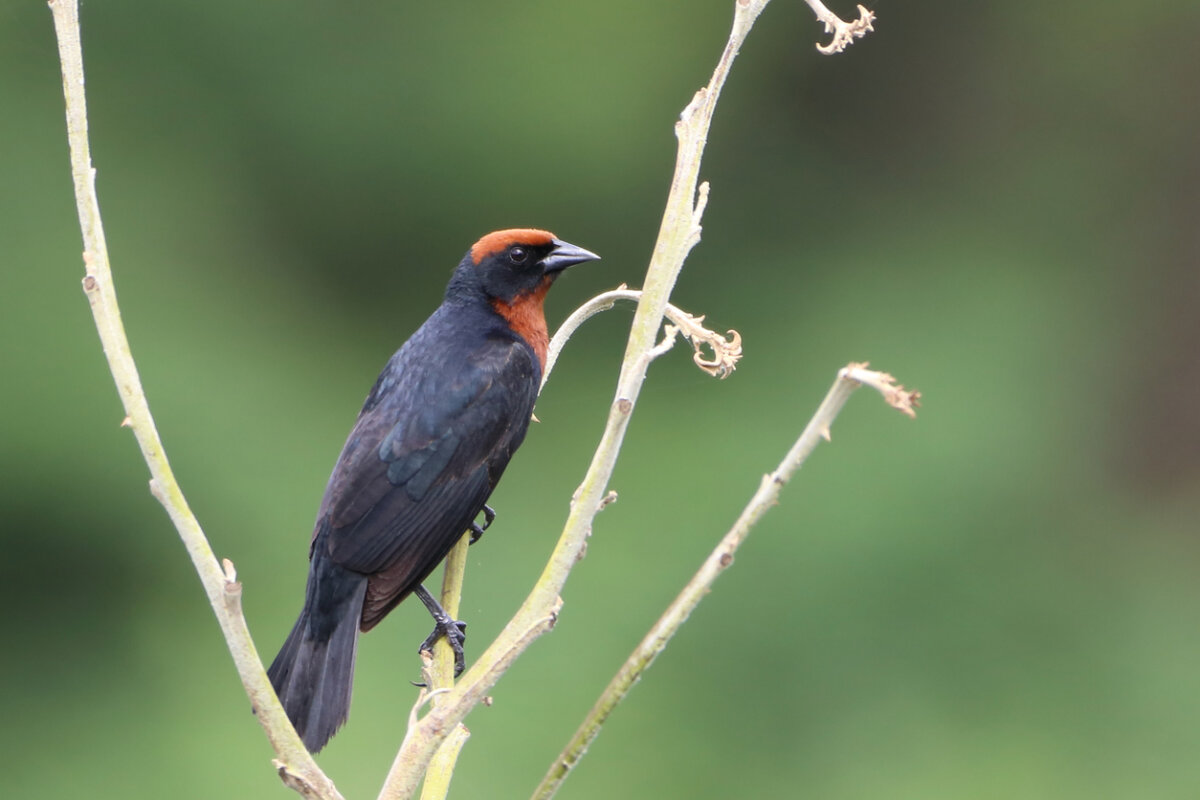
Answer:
(468, 503, 497, 544)
(412, 584, 470, 680)
(418, 619, 468, 678)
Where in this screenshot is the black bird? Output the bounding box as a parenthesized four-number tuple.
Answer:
(267, 229, 599, 752)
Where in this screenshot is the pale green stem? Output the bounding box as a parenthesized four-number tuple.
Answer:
(531, 364, 919, 799)
(417, 724, 471, 800)
(48, 2, 341, 797)
(418, 534, 472, 800)
(375, 2, 772, 798)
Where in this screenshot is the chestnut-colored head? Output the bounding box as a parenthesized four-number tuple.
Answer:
(447, 228, 600, 369)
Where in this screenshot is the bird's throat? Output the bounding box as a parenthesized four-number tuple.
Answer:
(490, 277, 552, 370)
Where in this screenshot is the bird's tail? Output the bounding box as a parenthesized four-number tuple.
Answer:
(267, 544, 368, 754)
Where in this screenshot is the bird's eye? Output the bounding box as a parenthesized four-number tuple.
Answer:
(509, 246, 528, 265)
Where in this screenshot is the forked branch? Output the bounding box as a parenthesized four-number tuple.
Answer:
(51, 0, 882, 796)
(377, 2, 776, 797)
(532, 363, 918, 799)
(48, 1, 341, 797)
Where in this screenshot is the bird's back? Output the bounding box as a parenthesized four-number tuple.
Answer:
(314, 299, 542, 630)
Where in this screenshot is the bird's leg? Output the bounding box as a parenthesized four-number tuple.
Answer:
(413, 584, 468, 677)
(468, 503, 497, 545)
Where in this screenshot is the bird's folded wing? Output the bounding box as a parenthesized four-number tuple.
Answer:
(317, 338, 537, 581)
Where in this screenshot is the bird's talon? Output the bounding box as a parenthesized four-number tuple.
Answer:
(468, 504, 497, 544)
(416, 611, 468, 679)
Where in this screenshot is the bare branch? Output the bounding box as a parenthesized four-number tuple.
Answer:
(375, 2, 773, 796)
(48, 1, 340, 796)
(415, 534, 472, 800)
(53, 0, 888, 794)
(531, 362, 919, 799)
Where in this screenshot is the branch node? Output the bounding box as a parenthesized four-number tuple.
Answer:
(647, 324, 681, 361)
(693, 180, 710, 223)
(220, 559, 243, 614)
(684, 181, 711, 252)
(407, 677, 451, 730)
(679, 88, 707, 128)
(597, 490, 619, 512)
(273, 760, 328, 800)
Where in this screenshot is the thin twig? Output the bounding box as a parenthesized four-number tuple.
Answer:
(427, 534, 470, 690)
(375, 3, 773, 797)
(47, 2, 341, 797)
(531, 364, 919, 799)
(417, 534, 472, 800)
(544, 288, 742, 390)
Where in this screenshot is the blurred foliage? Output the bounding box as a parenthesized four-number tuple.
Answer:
(4, 0, 1200, 797)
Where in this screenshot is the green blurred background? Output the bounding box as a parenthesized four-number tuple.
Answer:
(4, 0, 1199, 797)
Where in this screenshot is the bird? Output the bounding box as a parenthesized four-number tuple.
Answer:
(267, 229, 600, 753)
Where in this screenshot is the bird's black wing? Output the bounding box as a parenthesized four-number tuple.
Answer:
(313, 329, 538, 624)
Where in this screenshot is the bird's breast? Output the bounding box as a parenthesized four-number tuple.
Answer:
(489, 277, 552, 371)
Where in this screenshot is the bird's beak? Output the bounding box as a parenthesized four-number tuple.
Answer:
(542, 238, 601, 273)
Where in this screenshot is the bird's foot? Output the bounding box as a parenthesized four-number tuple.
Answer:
(413, 584, 469, 678)
(468, 503, 497, 544)
(418, 619, 467, 677)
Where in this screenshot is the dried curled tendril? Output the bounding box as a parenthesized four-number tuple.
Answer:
(543, 287, 745, 391)
(810, 2, 875, 55)
(668, 311, 743, 379)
